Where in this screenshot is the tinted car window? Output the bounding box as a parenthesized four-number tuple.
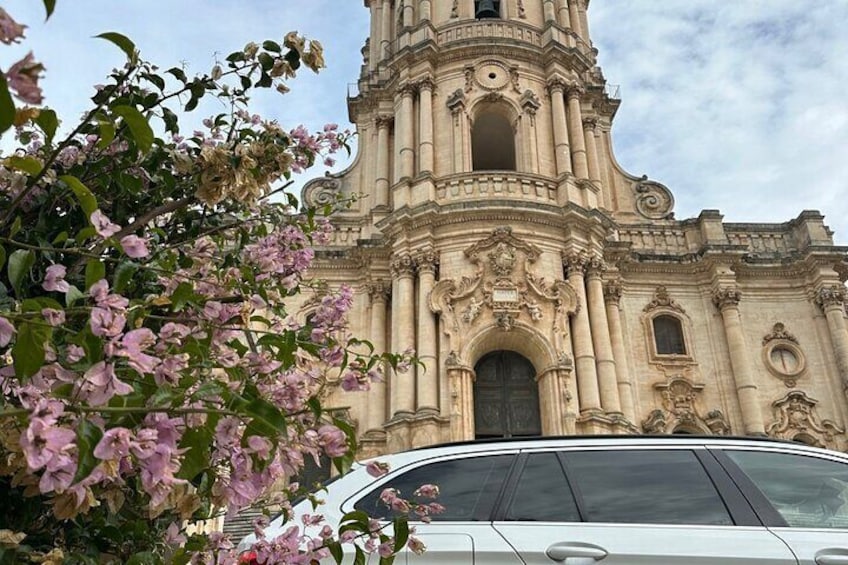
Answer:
(726, 450, 848, 529)
(505, 452, 580, 522)
(354, 455, 513, 521)
(564, 449, 733, 525)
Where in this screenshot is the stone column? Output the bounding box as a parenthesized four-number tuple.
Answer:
(604, 281, 636, 423)
(369, 1, 381, 70)
(403, 0, 414, 28)
(568, 0, 585, 43)
(447, 90, 468, 174)
(417, 78, 435, 175)
(583, 117, 602, 187)
(380, 0, 392, 59)
(712, 287, 765, 435)
(816, 285, 848, 392)
(543, 0, 556, 22)
(547, 79, 572, 176)
(576, 0, 591, 45)
(447, 364, 474, 441)
(566, 84, 589, 179)
(520, 91, 541, 174)
(415, 250, 439, 413)
(585, 258, 621, 415)
(366, 280, 390, 433)
(396, 84, 416, 181)
(390, 255, 416, 417)
(375, 115, 392, 207)
(419, 0, 432, 21)
(557, 0, 571, 27)
(563, 253, 602, 413)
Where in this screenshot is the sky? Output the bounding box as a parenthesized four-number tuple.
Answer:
(3, 1, 847, 243)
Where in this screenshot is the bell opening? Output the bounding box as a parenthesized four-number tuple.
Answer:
(475, 0, 501, 19)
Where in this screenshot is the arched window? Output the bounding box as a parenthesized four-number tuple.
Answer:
(472, 112, 516, 171)
(653, 315, 686, 355)
(475, 0, 501, 19)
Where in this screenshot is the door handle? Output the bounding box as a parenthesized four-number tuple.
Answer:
(546, 542, 608, 562)
(816, 554, 848, 565)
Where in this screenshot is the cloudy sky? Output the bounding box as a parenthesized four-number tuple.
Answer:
(3, 1, 847, 243)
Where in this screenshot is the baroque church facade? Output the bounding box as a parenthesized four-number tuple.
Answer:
(299, 0, 848, 455)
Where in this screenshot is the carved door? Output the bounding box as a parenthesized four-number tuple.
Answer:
(474, 351, 541, 438)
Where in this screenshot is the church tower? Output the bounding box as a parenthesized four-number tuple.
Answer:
(301, 0, 848, 455)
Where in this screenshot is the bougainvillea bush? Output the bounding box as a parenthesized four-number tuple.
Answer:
(0, 3, 420, 563)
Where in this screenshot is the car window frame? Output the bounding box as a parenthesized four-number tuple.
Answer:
(711, 445, 848, 529)
(343, 449, 520, 522)
(497, 445, 759, 527)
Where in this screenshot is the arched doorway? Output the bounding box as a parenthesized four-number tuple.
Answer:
(474, 351, 541, 439)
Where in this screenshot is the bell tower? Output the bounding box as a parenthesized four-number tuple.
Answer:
(301, 1, 848, 456)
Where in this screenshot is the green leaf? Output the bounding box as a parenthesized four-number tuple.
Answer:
(7, 249, 35, 297)
(112, 105, 154, 153)
(85, 259, 106, 291)
(9, 216, 21, 239)
(95, 32, 137, 61)
(73, 419, 103, 484)
(0, 245, 5, 271)
(354, 545, 366, 565)
(166, 67, 187, 83)
(126, 552, 156, 565)
(34, 108, 58, 144)
(65, 285, 85, 307)
(113, 261, 138, 293)
(95, 113, 116, 149)
(42, 0, 57, 19)
(178, 425, 214, 482)
(0, 74, 15, 133)
(393, 517, 409, 553)
(60, 175, 98, 217)
(326, 541, 343, 564)
(262, 40, 282, 53)
(12, 319, 51, 379)
(170, 281, 195, 312)
(4, 155, 43, 176)
(161, 107, 179, 134)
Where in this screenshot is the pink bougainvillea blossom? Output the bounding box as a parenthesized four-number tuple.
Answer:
(19, 418, 75, 471)
(93, 427, 134, 460)
(42, 264, 70, 293)
(41, 308, 65, 326)
(366, 460, 390, 478)
(0, 8, 26, 45)
(79, 361, 133, 405)
(120, 234, 150, 258)
(0, 316, 15, 347)
(90, 209, 121, 238)
(5, 51, 44, 104)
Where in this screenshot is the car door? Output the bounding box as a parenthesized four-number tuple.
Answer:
(715, 447, 848, 565)
(346, 452, 523, 564)
(493, 447, 798, 564)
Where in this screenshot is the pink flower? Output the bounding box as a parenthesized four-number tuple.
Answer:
(407, 536, 426, 555)
(89, 306, 126, 337)
(0, 316, 15, 347)
(42, 264, 70, 293)
(215, 417, 241, 448)
(90, 210, 121, 238)
(65, 344, 85, 363)
(6, 51, 44, 104)
(366, 460, 390, 478)
(80, 361, 133, 405)
(413, 484, 439, 499)
(317, 424, 347, 458)
(377, 541, 394, 558)
(19, 419, 75, 471)
(164, 522, 186, 546)
(41, 308, 65, 326)
(117, 328, 160, 375)
(93, 427, 133, 460)
(120, 234, 150, 258)
(0, 8, 27, 45)
(90, 279, 129, 310)
(38, 453, 76, 494)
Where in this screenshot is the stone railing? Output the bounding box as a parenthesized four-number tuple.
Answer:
(618, 227, 688, 254)
(435, 171, 558, 206)
(437, 19, 543, 50)
(726, 230, 791, 254)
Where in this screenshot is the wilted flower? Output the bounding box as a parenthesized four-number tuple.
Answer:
(6, 51, 44, 104)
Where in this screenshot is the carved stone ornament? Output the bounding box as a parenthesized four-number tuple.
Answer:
(643, 286, 685, 314)
(366, 279, 391, 303)
(520, 89, 541, 115)
(390, 254, 415, 277)
(767, 390, 845, 449)
(604, 280, 623, 305)
(712, 286, 742, 311)
(446, 89, 466, 114)
(430, 228, 579, 356)
(816, 284, 846, 310)
(466, 60, 515, 93)
(302, 176, 342, 208)
(762, 323, 806, 387)
(763, 322, 798, 345)
(450, 0, 458, 18)
(632, 175, 675, 220)
(642, 375, 731, 435)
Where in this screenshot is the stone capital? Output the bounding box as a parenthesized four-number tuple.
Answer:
(375, 114, 394, 129)
(562, 251, 588, 276)
(396, 82, 417, 98)
(816, 284, 846, 310)
(390, 254, 416, 278)
(604, 280, 622, 305)
(414, 76, 436, 92)
(566, 82, 586, 98)
(712, 286, 742, 311)
(367, 279, 391, 302)
(546, 77, 568, 95)
(415, 249, 439, 274)
(585, 256, 606, 278)
(582, 116, 599, 130)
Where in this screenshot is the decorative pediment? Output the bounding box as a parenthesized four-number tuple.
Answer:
(430, 227, 578, 359)
(643, 285, 685, 314)
(767, 390, 845, 450)
(642, 375, 730, 436)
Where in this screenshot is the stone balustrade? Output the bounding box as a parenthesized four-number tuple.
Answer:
(434, 172, 558, 205)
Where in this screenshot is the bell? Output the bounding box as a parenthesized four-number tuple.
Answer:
(475, 0, 499, 19)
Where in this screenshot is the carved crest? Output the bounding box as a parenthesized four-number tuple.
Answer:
(643, 286, 685, 314)
(767, 391, 845, 449)
(642, 375, 730, 435)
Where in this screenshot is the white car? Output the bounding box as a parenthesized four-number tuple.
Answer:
(238, 436, 848, 564)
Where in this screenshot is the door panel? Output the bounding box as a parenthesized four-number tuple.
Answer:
(474, 351, 540, 438)
(405, 525, 521, 565)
